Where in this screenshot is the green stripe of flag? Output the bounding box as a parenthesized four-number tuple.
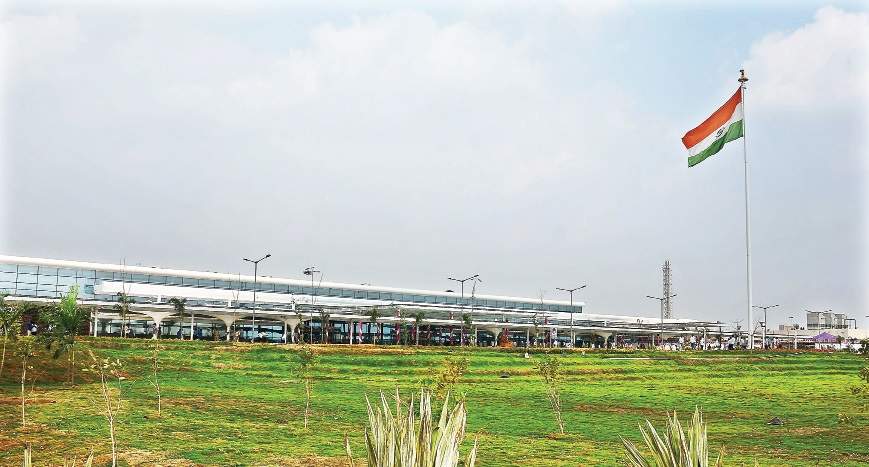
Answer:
(687, 120, 744, 167)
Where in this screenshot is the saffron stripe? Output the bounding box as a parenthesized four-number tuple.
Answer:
(682, 87, 743, 149)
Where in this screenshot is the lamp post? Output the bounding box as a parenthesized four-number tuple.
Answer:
(788, 315, 797, 349)
(304, 267, 321, 342)
(448, 274, 480, 346)
(243, 253, 271, 342)
(752, 304, 779, 350)
(646, 294, 676, 348)
(556, 284, 586, 348)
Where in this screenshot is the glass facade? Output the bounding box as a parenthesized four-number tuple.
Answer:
(0, 260, 582, 314)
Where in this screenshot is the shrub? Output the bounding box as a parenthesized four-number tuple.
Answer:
(621, 407, 723, 467)
(346, 388, 477, 467)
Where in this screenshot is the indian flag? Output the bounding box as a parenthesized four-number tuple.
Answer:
(682, 87, 744, 167)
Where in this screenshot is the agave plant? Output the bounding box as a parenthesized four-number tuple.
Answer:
(621, 407, 723, 467)
(22, 443, 94, 467)
(346, 389, 477, 467)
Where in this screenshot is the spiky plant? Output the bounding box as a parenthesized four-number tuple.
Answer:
(347, 389, 477, 467)
(23, 443, 31, 467)
(23, 443, 94, 467)
(621, 407, 723, 467)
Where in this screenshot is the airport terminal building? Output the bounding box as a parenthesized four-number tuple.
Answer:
(0, 255, 718, 347)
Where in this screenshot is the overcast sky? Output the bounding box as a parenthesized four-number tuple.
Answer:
(1, 1, 867, 328)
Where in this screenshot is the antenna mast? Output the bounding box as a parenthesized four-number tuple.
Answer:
(663, 260, 673, 319)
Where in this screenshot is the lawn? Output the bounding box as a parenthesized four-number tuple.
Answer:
(0, 338, 866, 466)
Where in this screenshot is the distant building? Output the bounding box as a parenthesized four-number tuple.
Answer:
(806, 311, 851, 330)
(1, 254, 718, 346)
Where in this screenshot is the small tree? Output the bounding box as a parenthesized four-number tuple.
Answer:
(393, 318, 405, 346)
(532, 314, 541, 347)
(318, 309, 330, 344)
(413, 312, 425, 346)
(168, 297, 186, 340)
(148, 341, 163, 416)
(114, 293, 134, 338)
(367, 308, 381, 345)
(16, 338, 36, 428)
(433, 356, 469, 400)
(849, 365, 869, 415)
(536, 354, 564, 434)
(461, 313, 473, 346)
(85, 350, 124, 467)
(41, 286, 91, 384)
(0, 294, 23, 378)
(296, 346, 317, 429)
(295, 310, 305, 344)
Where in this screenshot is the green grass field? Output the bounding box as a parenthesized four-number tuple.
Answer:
(0, 338, 866, 466)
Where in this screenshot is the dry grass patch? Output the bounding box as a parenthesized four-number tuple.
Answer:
(211, 361, 247, 370)
(116, 448, 198, 466)
(260, 455, 357, 466)
(572, 403, 661, 417)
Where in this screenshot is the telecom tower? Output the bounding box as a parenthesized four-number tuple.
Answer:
(663, 260, 673, 319)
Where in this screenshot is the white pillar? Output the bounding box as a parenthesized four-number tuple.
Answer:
(526, 328, 530, 347)
(210, 314, 238, 342)
(280, 317, 301, 344)
(350, 321, 355, 345)
(482, 327, 501, 346)
(138, 311, 176, 340)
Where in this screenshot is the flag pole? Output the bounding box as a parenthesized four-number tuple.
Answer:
(739, 69, 754, 350)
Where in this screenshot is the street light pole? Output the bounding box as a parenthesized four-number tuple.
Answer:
(646, 294, 676, 348)
(243, 253, 271, 342)
(304, 267, 321, 342)
(752, 304, 779, 350)
(556, 284, 587, 348)
(448, 274, 480, 346)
